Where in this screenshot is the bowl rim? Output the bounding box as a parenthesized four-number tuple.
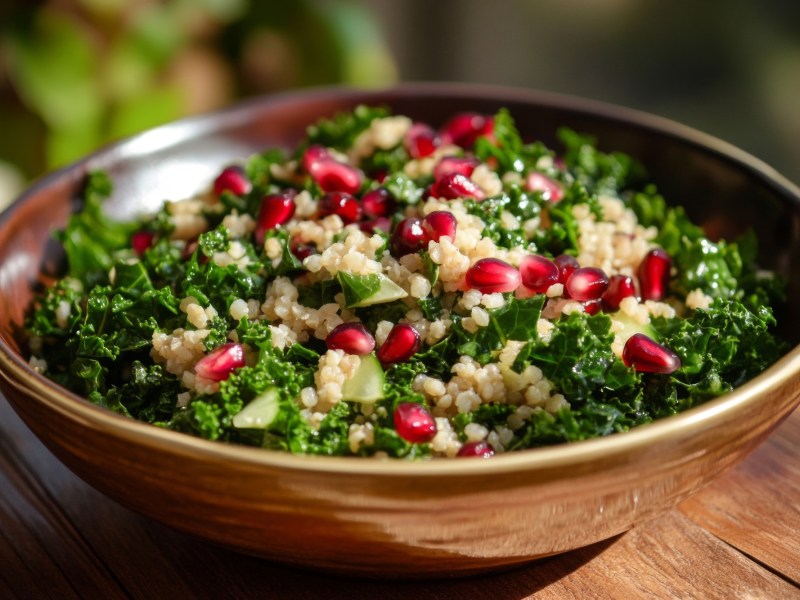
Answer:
(1, 81, 799, 478)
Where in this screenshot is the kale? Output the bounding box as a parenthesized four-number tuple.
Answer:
(182, 226, 266, 313)
(383, 171, 428, 206)
(360, 145, 410, 176)
(58, 171, 140, 286)
(654, 298, 786, 406)
(305, 104, 390, 151)
(262, 229, 303, 277)
(473, 108, 552, 174)
(529, 180, 602, 257)
(463, 195, 530, 249)
(558, 127, 645, 194)
(246, 148, 288, 189)
(410, 296, 549, 381)
(513, 312, 634, 404)
(296, 279, 340, 310)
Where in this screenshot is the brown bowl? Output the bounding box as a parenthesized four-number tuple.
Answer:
(0, 84, 798, 578)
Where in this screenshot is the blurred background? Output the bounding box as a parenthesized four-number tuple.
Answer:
(1, 0, 799, 208)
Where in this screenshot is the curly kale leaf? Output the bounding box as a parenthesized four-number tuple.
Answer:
(513, 312, 636, 404)
(58, 171, 141, 286)
(473, 108, 552, 174)
(558, 127, 645, 194)
(653, 298, 786, 410)
(305, 104, 390, 151)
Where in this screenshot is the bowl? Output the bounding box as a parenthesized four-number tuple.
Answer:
(0, 83, 798, 578)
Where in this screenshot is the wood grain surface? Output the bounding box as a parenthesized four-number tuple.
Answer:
(1, 394, 798, 600)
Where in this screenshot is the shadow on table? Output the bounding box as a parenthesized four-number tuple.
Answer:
(0, 394, 623, 599)
(165, 526, 623, 600)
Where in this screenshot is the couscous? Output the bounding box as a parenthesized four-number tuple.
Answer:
(27, 106, 786, 458)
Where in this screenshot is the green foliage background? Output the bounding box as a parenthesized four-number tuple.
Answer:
(0, 0, 396, 187)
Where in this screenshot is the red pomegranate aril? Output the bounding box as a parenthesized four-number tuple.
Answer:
(439, 112, 493, 148)
(291, 243, 317, 260)
(391, 217, 427, 256)
(393, 402, 437, 444)
(301, 144, 330, 172)
(360, 188, 395, 219)
(131, 230, 155, 256)
(638, 248, 671, 301)
(433, 155, 480, 180)
(603, 274, 637, 311)
(404, 122, 440, 158)
(422, 210, 458, 242)
(255, 191, 296, 245)
(525, 172, 563, 203)
(622, 333, 681, 374)
(465, 258, 522, 293)
(318, 192, 362, 224)
(553, 254, 579, 285)
(326, 322, 375, 355)
(213, 166, 251, 197)
(565, 267, 610, 302)
(457, 441, 495, 458)
(359, 217, 392, 234)
(377, 323, 422, 364)
(303, 144, 364, 195)
(432, 172, 485, 200)
(194, 343, 245, 382)
(519, 254, 560, 294)
(583, 299, 602, 315)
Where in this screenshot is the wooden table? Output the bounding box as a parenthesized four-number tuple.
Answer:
(1, 393, 798, 600)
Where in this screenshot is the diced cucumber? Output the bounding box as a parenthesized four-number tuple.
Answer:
(342, 354, 385, 404)
(612, 312, 659, 345)
(338, 271, 408, 308)
(232, 388, 280, 429)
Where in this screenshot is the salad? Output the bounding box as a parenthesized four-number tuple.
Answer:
(27, 106, 786, 459)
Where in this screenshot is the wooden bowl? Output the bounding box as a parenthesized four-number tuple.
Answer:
(0, 84, 798, 578)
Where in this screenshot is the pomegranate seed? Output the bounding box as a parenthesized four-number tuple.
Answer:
(525, 172, 563, 203)
(457, 441, 495, 458)
(318, 192, 362, 224)
(638, 248, 671, 301)
(583, 299, 602, 315)
(291, 243, 317, 260)
(303, 145, 363, 194)
(326, 322, 375, 355)
(465, 258, 521, 293)
(301, 144, 331, 172)
(194, 343, 245, 382)
(131, 230, 155, 256)
(439, 112, 493, 148)
(213, 166, 251, 197)
(360, 217, 392, 234)
(393, 402, 437, 444)
(519, 254, 560, 294)
(622, 333, 681, 374)
(422, 210, 457, 242)
(391, 217, 427, 256)
(433, 155, 480, 180)
(360, 188, 395, 219)
(255, 191, 296, 245)
(553, 254, 579, 285)
(602, 274, 637, 311)
(376, 324, 422, 364)
(565, 267, 610, 302)
(404, 122, 440, 158)
(431, 172, 485, 200)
